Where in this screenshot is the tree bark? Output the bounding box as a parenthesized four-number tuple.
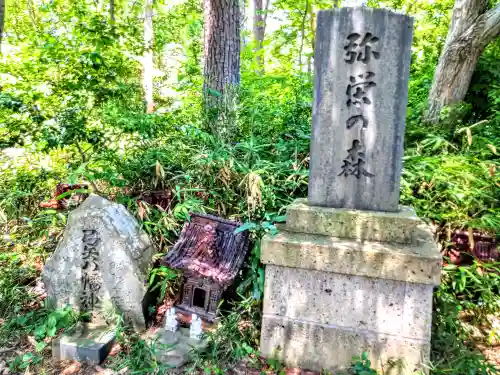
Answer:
(203, 0, 241, 140)
(110, 0, 115, 24)
(298, 0, 309, 69)
(426, 0, 500, 123)
(253, 0, 270, 72)
(143, 0, 154, 114)
(0, 0, 4, 54)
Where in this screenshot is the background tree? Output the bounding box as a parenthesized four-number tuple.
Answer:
(143, 0, 155, 113)
(0, 0, 5, 53)
(110, 0, 115, 24)
(425, 0, 500, 123)
(252, 0, 270, 72)
(203, 0, 241, 140)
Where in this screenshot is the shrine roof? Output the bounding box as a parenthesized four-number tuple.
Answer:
(161, 213, 250, 283)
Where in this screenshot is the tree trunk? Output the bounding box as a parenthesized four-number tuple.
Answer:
(298, 0, 309, 69)
(425, 0, 500, 123)
(203, 0, 241, 140)
(110, 0, 115, 24)
(0, 0, 4, 54)
(143, 0, 154, 114)
(253, 0, 270, 72)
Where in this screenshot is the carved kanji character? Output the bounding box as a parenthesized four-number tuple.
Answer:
(344, 32, 380, 64)
(346, 72, 376, 107)
(346, 114, 368, 129)
(338, 140, 374, 179)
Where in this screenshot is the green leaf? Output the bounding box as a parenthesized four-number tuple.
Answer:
(47, 326, 57, 337)
(274, 215, 286, 223)
(47, 314, 57, 328)
(22, 352, 34, 362)
(234, 222, 257, 234)
(35, 341, 47, 352)
(34, 324, 46, 338)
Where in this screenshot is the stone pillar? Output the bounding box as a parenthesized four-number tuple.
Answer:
(259, 7, 441, 374)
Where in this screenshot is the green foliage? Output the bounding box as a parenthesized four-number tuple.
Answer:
(0, 253, 38, 320)
(188, 296, 261, 373)
(349, 352, 377, 375)
(431, 262, 500, 375)
(148, 265, 181, 303)
(107, 316, 175, 374)
(0, 305, 78, 372)
(1, 0, 500, 373)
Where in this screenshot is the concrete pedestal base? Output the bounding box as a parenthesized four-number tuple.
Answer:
(260, 199, 441, 374)
(52, 323, 115, 364)
(149, 328, 208, 368)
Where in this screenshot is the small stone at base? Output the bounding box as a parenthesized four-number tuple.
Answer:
(149, 327, 208, 368)
(52, 323, 116, 364)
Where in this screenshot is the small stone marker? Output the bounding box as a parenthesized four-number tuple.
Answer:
(308, 7, 413, 212)
(165, 307, 179, 332)
(42, 194, 154, 331)
(52, 323, 115, 364)
(150, 327, 208, 368)
(189, 314, 203, 340)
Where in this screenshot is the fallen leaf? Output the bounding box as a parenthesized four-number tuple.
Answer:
(488, 144, 497, 155)
(109, 343, 122, 356)
(61, 362, 81, 375)
(34, 257, 43, 272)
(27, 336, 37, 348)
(489, 164, 496, 177)
(466, 128, 472, 146)
(138, 201, 145, 220)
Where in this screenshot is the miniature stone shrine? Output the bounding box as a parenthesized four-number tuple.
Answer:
(161, 213, 250, 323)
(149, 213, 248, 368)
(42, 194, 154, 332)
(259, 8, 441, 374)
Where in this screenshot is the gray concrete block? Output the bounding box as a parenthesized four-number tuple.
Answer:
(285, 199, 433, 245)
(260, 314, 429, 374)
(52, 323, 115, 364)
(261, 229, 441, 285)
(263, 265, 433, 340)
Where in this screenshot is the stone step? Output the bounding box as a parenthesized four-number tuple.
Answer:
(261, 230, 441, 285)
(284, 198, 431, 245)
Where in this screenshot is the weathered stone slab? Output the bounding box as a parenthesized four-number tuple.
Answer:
(52, 323, 115, 364)
(42, 195, 154, 331)
(308, 8, 413, 211)
(285, 198, 433, 245)
(263, 265, 433, 340)
(149, 327, 208, 368)
(261, 231, 441, 285)
(261, 314, 429, 374)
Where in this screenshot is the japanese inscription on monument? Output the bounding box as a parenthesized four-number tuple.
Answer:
(81, 229, 102, 312)
(308, 8, 413, 211)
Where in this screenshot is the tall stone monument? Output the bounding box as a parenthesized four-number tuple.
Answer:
(259, 8, 441, 374)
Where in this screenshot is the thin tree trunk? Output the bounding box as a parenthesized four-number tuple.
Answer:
(203, 0, 241, 140)
(298, 0, 309, 69)
(426, 0, 500, 123)
(110, 0, 115, 24)
(0, 0, 4, 54)
(253, 0, 270, 73)
(143, 0, 154, 113)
